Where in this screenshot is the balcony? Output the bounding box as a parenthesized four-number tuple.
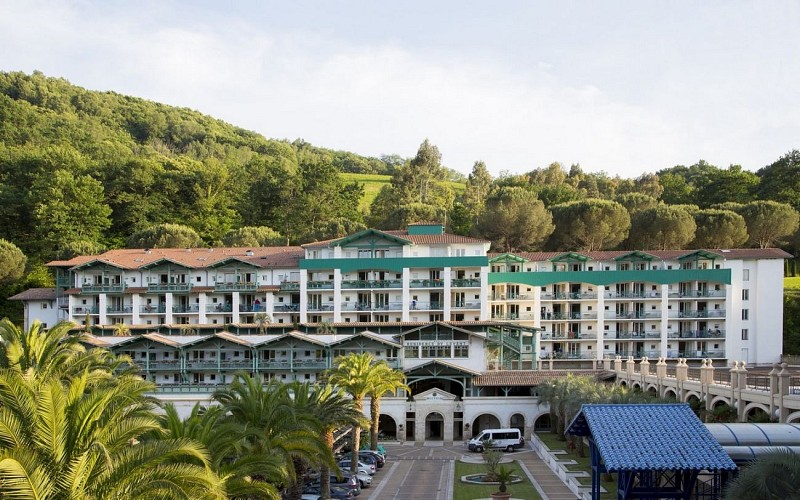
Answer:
(279, 281, 300, 291)
(146, 361, 181, 371)
(173, 304, 200, 313)
(670, 329, 726, 339)
(306, 280, 334, 289)
(82, 283, 126, 294)
(214, 282, 258, 292)
(239, 303, 266, 313)
(106, 305, 133, 314)
(206, 304, 233, 313)
(273, 304, 299, 313)
(341, 301, 405, 312)
(451, 301, 481, 309)
(340, 279, 402, 289)
(147, 283, 192, 293)
(72, 306, 99, 315)
(451, 278, 481, 287)
(56, 276, 73, 287)
(153, 384, 225, 393)
(678, 310, 726, 318)
(491, 293, 533, 300)
(141, 305, 167, 314)
(307, 304, 335, 312)
(409, 279, 444, 288)
(679, 290, 726, 298)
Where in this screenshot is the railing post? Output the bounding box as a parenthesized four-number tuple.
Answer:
(779, 363, 791, 422)
(656, 357, 667, 379)
(614, 355, 622, 373)
(626, 356, 635, 376)
(737, 362, 748, 422)
(729, 361, 739, 390)
(700, 358, 711, 385)
(676, 358, 688, 382)
(769, 362, 781, 395)
(603, 356, 611, 371)
(640, 357, 650, 377)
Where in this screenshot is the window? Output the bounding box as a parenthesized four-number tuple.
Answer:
(742, 309, 749, 320)
(196, 276, 201, 282)
(454, 345, 469, 357)
(41, 303, 48, 309)
(404, 345, 419, 358)
(743, 269, 750, 281)
(742, 329, 749, 340)
(742, 289, 749, 301)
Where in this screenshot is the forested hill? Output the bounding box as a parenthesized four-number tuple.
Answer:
(1, 70, 800, 270)
(0, 71, 421, 260)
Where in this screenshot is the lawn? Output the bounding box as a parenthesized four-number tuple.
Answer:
(340, 172, 466, 212)
(535, 432, 617, 499)
(453, 460, 542, 500)
(786, 276, 800, 295)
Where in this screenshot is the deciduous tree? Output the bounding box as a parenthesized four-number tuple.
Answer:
(628, 205, 696, 250)
(0, 239, 25, 284)
(739, 200, 800, 248)
(127, 223, 203, 248)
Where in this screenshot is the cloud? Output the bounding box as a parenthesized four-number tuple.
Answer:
(1, 1, 798, 177)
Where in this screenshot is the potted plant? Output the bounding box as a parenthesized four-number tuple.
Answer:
(490, 465, 515, 499)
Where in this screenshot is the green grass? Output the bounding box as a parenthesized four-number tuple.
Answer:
(340, 172, 466, 213)
(535, 432, 617, 499)
(786, 277, 800, 295)
(453, 460, 542, 500)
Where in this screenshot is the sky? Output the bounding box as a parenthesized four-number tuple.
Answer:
(1, 1, 799, 178)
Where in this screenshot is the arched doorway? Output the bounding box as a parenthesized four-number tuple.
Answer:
(378, 414, 397, 441)
(534, 413, 551, 432)
(510, 413, 525, 435)
(426, 412, 444, 440)
(471, 413, 501, 437)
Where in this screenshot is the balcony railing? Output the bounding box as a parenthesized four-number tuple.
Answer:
(56, 276, 73, 287)
(153, 384, 225, 393)
(679, 290, 726, 298)
(146, 361, 181, 371)
(141, 305, 167, 314)
(214, 282, 258, 292)
(307, 280, 334, 289)
(604, 291, 662, 299)
(279, 281, 300, 291)
(340, 279, 402, 289)
(206, 304, 233, 313)
(451, 301, 481, 309)
(678, 310, 726, 318)
(307, 304, 335, 312)
(82, 284, 126, 293)
(491, 293, 534, 300)
(341, 302, 405, 311)
(72, 306, 99, 315)
(409, 279, 445, 288)
(670, 329, 726, 339)
(106, 306, 133, 314)
(147, 283, 192, 293)
(273, 304, 299, 312)
(451, 278, 481, 287)
(173, 304, 200, 313)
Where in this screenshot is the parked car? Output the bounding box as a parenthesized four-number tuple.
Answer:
(302, 484, 354, 499)
(358, 450, 385, 468)
(338, 459, 376, 475)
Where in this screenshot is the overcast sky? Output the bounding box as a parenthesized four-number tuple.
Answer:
(2, 1, 798, 177)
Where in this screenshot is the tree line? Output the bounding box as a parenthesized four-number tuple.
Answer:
(1, 70, 800, 320)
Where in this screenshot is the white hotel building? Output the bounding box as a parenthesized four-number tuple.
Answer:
(11, 223, 790, 441)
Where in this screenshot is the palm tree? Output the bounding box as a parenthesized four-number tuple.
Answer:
(161, 403, 284, 499)
(368, 362, 410, 450)
(213, 375, 333, 498)
(724, 449, 800, 499)
(316, 321, 336, 335)
(0, 319, 131, 381)
(326, 353, 383, 475)
(112, 322, 131, 336)
(0, 366, 223, 499)
(254, 313, 272, 335)
(289, 381, 364, 500)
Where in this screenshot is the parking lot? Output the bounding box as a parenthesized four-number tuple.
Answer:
(360, 441, 579, 500)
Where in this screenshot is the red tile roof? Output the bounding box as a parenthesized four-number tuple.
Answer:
(473, 369, 611, 386)
(491, 248, 792, 261)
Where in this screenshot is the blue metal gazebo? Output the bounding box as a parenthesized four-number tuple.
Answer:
(567, 404, 737, 499)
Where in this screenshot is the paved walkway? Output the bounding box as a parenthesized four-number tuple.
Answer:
(363, 441, 578, 500)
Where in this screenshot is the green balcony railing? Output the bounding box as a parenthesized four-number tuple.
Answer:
(82, 284, 126, 293)
(214, 282, 258, 292)
(451, 278, 481, 287)
(147, 283, 192, 293)
(280, 282, 300, 291)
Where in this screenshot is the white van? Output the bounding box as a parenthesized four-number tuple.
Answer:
(467, 428, 524, 452)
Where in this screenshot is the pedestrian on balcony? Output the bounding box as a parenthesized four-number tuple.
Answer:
(254, 298, 261, 311)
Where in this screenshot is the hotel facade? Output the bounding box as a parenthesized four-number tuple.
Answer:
(12, 224, 790, 441)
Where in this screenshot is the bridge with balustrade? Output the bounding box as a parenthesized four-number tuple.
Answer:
(609, 355, 800, 423)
